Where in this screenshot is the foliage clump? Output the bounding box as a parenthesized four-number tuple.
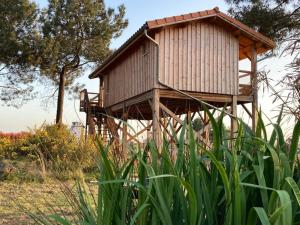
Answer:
(0, 124, 98, 181)
(30, 110, 300, 225)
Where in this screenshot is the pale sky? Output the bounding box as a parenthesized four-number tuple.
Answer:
(0, 0, 294, 138)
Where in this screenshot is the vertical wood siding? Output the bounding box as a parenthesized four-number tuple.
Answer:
(103, 21, 239, 107)
(155, 21, 239, 95)
(104, 39, 157, 107)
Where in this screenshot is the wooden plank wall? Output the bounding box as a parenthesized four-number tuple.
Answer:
(104, 39, 157, 107)
(155, 21, 239, 95)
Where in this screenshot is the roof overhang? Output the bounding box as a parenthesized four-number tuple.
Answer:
(89, 7, 275, 79)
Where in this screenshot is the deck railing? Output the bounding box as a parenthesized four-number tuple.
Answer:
(80, 89, 102, 112)
(238, 70, 253, 96)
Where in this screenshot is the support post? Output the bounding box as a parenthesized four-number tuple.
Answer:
(122, 112, 128, 158)
(162, 117, 167, 140)
(187, 110, 192, 141)
(146, 120, 151, 140)
(231, 95, 238, 142)
(103, 117, 108, 145)
(204, 112, 210, 144)
(85, 114, 88, 142)
(99, 78, 104, 107)
(88, 114, 95, 136)
(97, 115, 102, 139)
(251, 45, 258, 133)
(152, 89, 161, 149)
(187, 110, 192, 124)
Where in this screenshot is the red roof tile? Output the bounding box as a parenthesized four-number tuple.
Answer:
(146, 7, 275, 48)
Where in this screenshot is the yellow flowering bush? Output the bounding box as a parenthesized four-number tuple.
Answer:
(0, 125, 98, 180)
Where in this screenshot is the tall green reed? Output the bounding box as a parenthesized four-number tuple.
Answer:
(31, 109, 300, 225)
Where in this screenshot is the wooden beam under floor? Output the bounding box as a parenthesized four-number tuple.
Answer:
(159, 102, 184, 125)
(159, 89, 233, 103)
(110, 90, 153, 112)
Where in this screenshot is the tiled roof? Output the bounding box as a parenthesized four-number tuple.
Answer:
(89, 7, 275, 79)
(146, 7, 275, 48)
(146, 9, 217, 28)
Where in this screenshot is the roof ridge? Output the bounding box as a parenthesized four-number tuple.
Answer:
(146, 7, 219, 27)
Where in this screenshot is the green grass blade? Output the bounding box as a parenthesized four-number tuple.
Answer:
(269, 203, 290, 224)
(269, 105, 284, 146)
(289, 120, 300, 172)
(256, 110, 267, 140)
(247, 207, 271, 225)
(253, 165, 269, 210)
(129, 204, 150, 225)
(286, 177, 300, 207)
(48, 215, 72, 225)
(268, 190, 292, 225)
(204, 149, 231, 207)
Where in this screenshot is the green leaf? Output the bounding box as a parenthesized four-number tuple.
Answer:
(247, 207, 271, 225)
(205, 149, 231, 207)
(129, 204, 150, 225)
(289, 120, 300, 172)
(286, 177, 300, 207)
(48, 215, 72, 225)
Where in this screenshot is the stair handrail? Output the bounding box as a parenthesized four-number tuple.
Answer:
(80, 89, 89, 111)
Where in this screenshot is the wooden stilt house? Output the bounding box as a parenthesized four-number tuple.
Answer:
(80, 7, 275, 150)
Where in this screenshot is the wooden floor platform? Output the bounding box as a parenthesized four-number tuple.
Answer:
(90, 89, 253, 120)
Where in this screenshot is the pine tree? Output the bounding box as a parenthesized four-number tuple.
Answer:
(38, 0, 128, 124)
(0, 0, 39, 106)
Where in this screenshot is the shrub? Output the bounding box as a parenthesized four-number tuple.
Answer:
(0, 124, 98, 181)
(0, 132, 33, 159)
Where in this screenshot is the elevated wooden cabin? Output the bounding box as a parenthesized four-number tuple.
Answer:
(80, 7, 275, 150)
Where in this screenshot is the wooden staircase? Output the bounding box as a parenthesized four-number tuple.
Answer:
(80, 89, 121, 145)
(80, 89, 106, 138)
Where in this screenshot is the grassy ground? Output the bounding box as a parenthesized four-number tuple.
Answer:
(0, 180, 97, 225)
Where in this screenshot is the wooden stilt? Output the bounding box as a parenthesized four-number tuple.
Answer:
(251, 45, 258, 133)
(187, 110, 192, 142)
(122, 111, 128, 158)
(231, 95, 238, 143)
(146, 120, 151, 140)
(187, 110, 192, 124)
(85, 113, 88, 141)
(152, 89, 161, 149)
(97, 116, 102, 140)
(103, 117, 108, 144)
(204, 112, 210, 144)
(88, 115, 95, 136)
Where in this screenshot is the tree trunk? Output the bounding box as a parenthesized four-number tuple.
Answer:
(56, 69, 66, 125)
